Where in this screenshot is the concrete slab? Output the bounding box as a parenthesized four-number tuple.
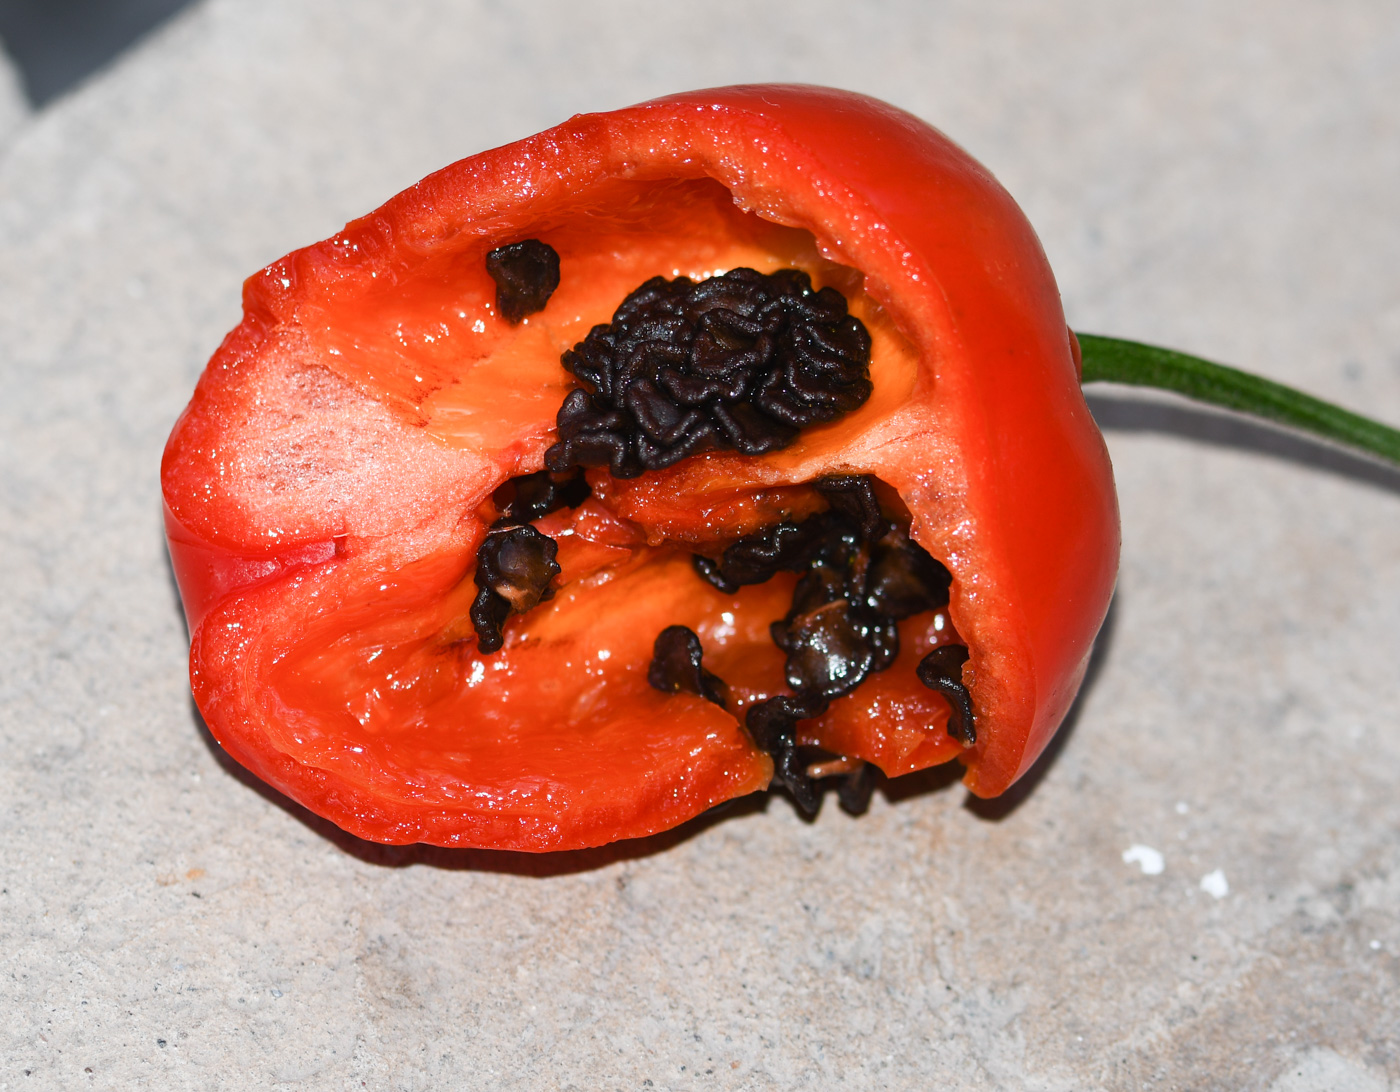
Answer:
(2, 2, 1397, 1088)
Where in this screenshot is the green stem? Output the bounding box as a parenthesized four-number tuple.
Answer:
(1076, 333, 1400, 468)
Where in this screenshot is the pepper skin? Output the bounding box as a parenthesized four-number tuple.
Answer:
(162, 85, 1119, 851)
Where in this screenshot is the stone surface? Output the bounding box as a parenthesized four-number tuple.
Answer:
(2, 2, 1398, 1089)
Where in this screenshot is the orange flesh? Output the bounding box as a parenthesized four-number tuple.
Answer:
(265, 179, 962, 815)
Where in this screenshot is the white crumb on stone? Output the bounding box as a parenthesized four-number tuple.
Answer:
(1200, 870, 1229, 899)
(1122, 845, 1165, 875)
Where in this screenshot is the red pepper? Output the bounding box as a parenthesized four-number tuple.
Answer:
(162, 85, 1119, 851)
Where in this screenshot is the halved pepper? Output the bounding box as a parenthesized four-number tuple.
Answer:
(162, 84, 1119, 851)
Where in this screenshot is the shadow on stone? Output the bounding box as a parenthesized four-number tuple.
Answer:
(1085, 390, 1400, 496)
(187, 696, 779, 877)
(877, 760, 966, 806)
(0, 0, 198, 107)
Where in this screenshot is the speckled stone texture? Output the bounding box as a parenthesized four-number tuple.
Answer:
(2, 3, 1398, 1089)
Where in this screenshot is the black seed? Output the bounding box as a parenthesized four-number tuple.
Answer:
(713, 518, 813, 585)
(815, 475, 883, 539)
(545, 268, 872, 477)
(692, 555, 740, 595)
(916, 644, 976, 745)
(470, 525, 561, 653)
(745, 693, 829, 816)
(781, 599, 874, 697)
(700, 518, 818, 590)
(777, 573, 874, 699)
(864, 529, 952, 619)
(837, 762, 879, 816)
(863, 615, 901, 674)
(546, 427, 633, 479)
(773, 565, 849, 648)
(647, 626, 729, 709)
(494, 467, 590, 523)
(469, 587, 513, 655)
(486, 239, 561, 324)
(692, 508, 860, 595)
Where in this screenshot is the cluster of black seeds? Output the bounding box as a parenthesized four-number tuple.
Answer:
(485, 239, 561, 324)
(543, 268, 873, 479)
(469, 469, 591, 653)
(649, 476, 975, 816)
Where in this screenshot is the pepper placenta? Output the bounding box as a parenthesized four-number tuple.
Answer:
(162, 84, 1125, 851)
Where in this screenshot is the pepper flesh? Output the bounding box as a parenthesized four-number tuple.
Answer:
(162, 84, 1119, 850)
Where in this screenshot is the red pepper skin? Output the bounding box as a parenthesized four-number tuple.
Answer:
(162, 85, 1119, 849)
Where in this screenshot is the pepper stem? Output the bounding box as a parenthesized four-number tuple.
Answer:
(1076, 333, 1400, 468)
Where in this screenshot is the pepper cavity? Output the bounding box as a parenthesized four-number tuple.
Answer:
(468, 257, 972, 813)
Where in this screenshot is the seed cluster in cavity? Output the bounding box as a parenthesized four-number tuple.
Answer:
(679, 475, 973, 815)
(544, 267, 874, 478)
(474, 240, 973, 815)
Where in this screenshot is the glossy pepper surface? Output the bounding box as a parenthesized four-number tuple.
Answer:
(162, 85, 1120, 851)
